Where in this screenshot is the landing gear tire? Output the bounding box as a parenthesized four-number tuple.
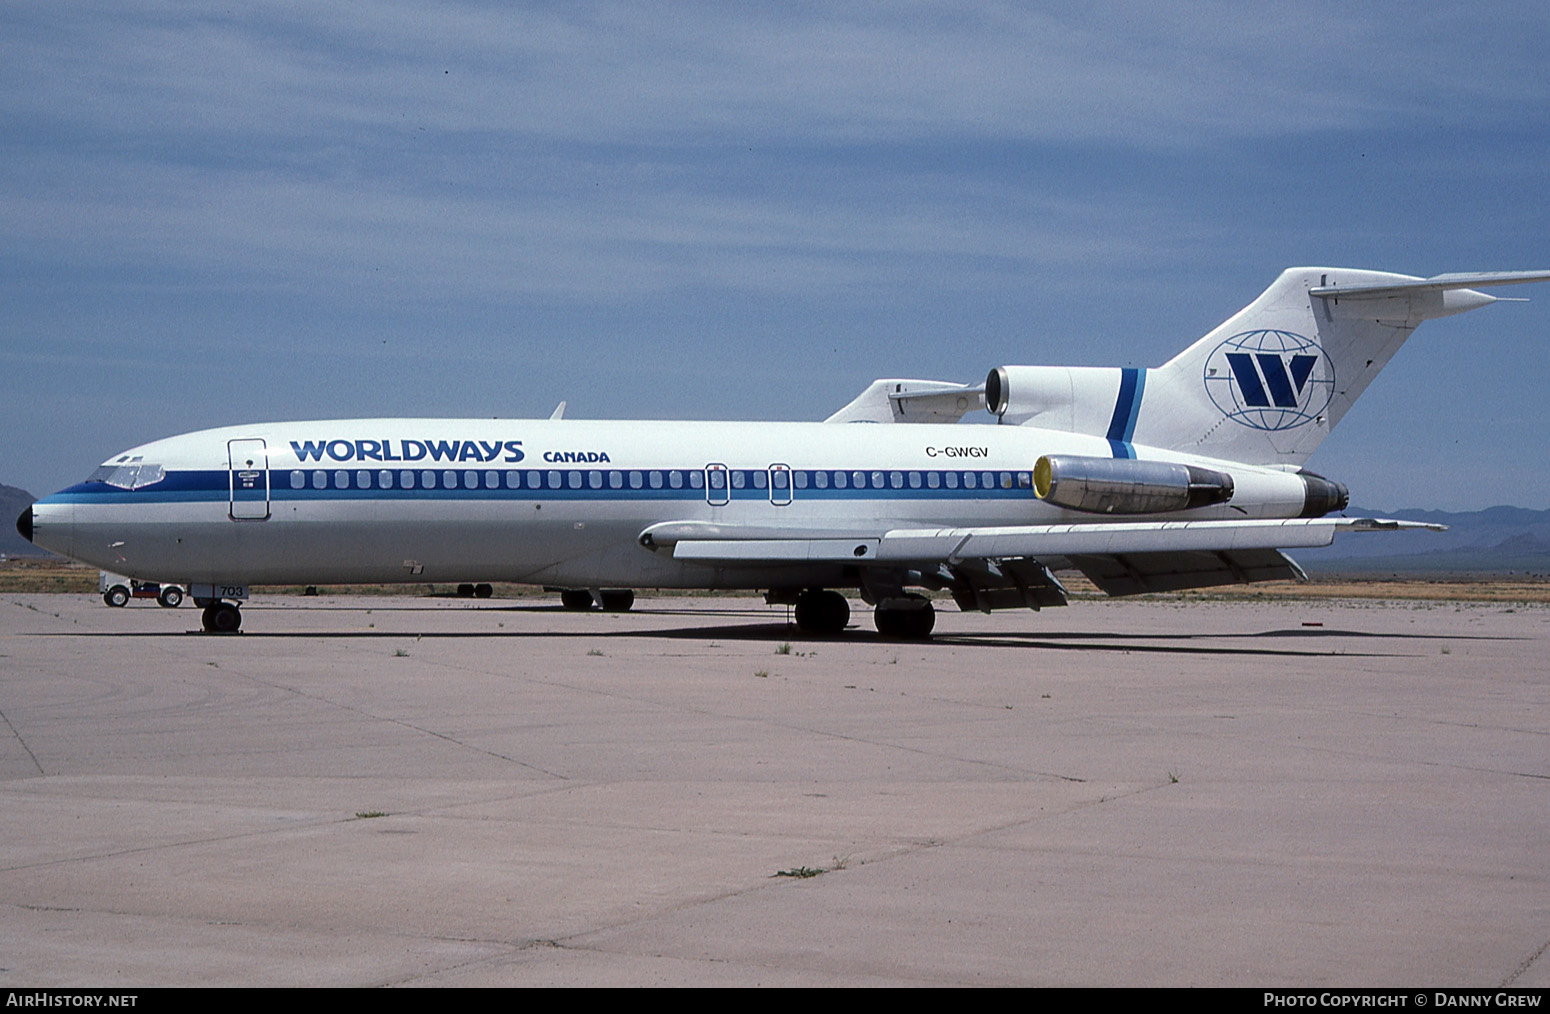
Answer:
(560, 589, 595, 611)
(597, 589, 634, 612)
(457, 583, 476, 598)
(794, 589, 850, 635)
(104, 586, 130, 608)
(874, 595, 935, 640)
(157, 586, 183, 608)
(202, 601, 242, 634)
(474, 583, 494, 599)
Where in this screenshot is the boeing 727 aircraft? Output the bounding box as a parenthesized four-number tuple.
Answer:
(18, 267, 1550, 636)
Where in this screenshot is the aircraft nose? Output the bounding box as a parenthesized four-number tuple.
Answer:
(15, 506, 32, 543)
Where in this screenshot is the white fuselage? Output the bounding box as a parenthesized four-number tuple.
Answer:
(28, 417, 1310, 590)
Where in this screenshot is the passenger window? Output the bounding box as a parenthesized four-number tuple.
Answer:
(669, 471, 683, 488)
(872, 471, 885, 488)
(688, 471, 703, 489)
(290, 470, 305, 489)
(568, 471, 582, 489)
(730, 471, 744, 489)
(378, 470, 393, 489)
(505, 472, 519, 489)
(401, 470, 415, 489)
(548, 470, 561, 488)
(609, 471, 623, 489)
(464, 470, 479, 489)
(1018, 472, 1032, 489)
(312, 470, 327, 489)
(926, 472, 939, 489)
(422, 471, 436, 489)
(629, 471, 643, 489)
(486, 470, 500, 488)
(588, 471, 602, 489)
(852, 471, 866, 488)
(1000, 472, 1012, 489)
(357, 470, 371, 488)
(334, 471, 350, 488)
(890, 471, 903, 489)
(649, 471, 663, 489)
(443, 471, 458, 489)
(945, 471, 958, 489)
(769, 470, 785, 489)
(709, 470, 726, 490)
(963, 472, 976, 489)
(794, 471, 809, 489)
(833, 471, 847, 489)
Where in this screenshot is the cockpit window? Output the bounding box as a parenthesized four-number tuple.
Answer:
(87, 463, 165, 489)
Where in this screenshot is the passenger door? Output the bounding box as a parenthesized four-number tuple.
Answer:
(228, 438, 270, 520)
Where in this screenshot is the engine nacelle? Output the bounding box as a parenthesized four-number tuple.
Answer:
(985, 365, 1123, 431)
(1034, 455, 1235, 515)
(1297, 471, 1349, 517)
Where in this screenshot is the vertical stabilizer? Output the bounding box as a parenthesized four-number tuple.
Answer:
(1129, 268, 1543, 467)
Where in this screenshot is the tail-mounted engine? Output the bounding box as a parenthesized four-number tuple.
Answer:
(1034, 455, 1234, 515)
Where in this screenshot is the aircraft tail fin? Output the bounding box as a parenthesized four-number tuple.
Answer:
(1128, 268, 1550, 466)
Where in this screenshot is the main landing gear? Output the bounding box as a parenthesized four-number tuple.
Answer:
(199, 600, 242, 634)
(792, 589, 851, 635)
(558, 589, 636, 612)
(872, 593, 935, 640)
(786, 588, 935, 639)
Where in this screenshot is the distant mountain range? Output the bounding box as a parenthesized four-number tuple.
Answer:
(3, 479, 1547, 575)
(1291, 506, 1550, 576)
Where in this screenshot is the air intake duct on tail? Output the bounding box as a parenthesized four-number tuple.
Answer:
(1298, 471, 1349, 517)
(1034, 455, 1235, 515)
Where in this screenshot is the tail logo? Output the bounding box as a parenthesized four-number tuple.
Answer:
(1204, 330, 1334, 431)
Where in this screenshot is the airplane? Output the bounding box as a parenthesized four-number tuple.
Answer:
(17, 267, 1550, 637)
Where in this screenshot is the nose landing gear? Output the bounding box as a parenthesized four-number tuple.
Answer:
(200, 601, 242, 634)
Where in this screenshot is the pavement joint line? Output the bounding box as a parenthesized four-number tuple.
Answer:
(0, 706, 44, 776)
(145, 642, 572, 781)
(1503, 934, 1550, 987)
(445, 783, 1168, 981)
(0, 811, 357, 874)
(417, 654, 1091, 784)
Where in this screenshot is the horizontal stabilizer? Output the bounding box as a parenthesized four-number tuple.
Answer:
(1309, 270, 1550, 299)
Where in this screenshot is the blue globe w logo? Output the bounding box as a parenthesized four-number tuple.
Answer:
(1203, 330, 1334, 431)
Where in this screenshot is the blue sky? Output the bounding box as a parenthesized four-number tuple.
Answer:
(3, 2, 1548, 510)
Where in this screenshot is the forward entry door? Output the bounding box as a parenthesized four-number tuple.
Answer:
(228, 438, 270, 520)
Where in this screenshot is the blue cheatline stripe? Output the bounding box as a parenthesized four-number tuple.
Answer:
(1105, 368, 1146, 459)
(44, 467, 1041, 505)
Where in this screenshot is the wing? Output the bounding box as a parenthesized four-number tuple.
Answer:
(642, 517, 1443, 609)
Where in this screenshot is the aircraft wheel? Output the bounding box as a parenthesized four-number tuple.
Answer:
(874, 596, 935, 640)
(794, 589, 849, 635)
(474, 583, 494, 599)
(104, 586, 130, 608)
(457, 583, 476, 598)
(202, 602, 242, 634)
(158, 586, 183, 608)
(560, 589, 595, 611)
(597, 589, 634, 612)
